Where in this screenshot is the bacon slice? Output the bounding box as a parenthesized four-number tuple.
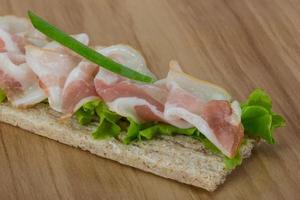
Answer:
(94, 45, 190, 127)
(0, 53, 46, 107)
(0, 29, 21, 53)
(0, 15, 48, 48)
(61, 61, 100, 115)
(95, 45, 156, 78)
(93, 47, 163, 123)
(164, 61, 243, 157)
(0, 38, 5, 52)
(25, 46, 80, 111)
(25, 34, 90, 112)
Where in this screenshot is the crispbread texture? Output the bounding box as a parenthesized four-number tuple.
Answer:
(0, 103, 255, 191)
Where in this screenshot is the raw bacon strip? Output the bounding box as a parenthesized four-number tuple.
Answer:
(95, 72, 163, 122)
(164, 61, 243, 157)
(96, 73, 190, 127)
(25, 45, 80, 112)
(95, 45, 156, 79)
(0, 29, 21, 52)
(94, 46, 163, 120)
(61, 61, 100, 115)
(0, 15, 48, 48)
(94, 45, 190, 127)
(25, 33, 90, 112)
(0, 53, 46, 107)
(0, 37, 5, 52)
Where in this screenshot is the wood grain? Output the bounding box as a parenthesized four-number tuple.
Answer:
(0, 0, 299, 199)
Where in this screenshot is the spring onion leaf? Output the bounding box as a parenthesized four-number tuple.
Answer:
(0, 89, 6, 103)
(28, 11, 154, 83)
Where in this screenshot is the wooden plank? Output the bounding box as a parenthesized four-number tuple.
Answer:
(0, 0, 299, 199)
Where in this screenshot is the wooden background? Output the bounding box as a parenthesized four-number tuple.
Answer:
(0, 0, 299, 199)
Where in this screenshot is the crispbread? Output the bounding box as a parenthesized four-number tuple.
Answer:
(0, 103, 255, 191)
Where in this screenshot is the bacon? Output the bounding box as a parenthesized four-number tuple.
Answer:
(25, 45, 80, 112)
(61, 61, 100, 115)
(94, 45, 190, 127)
(0, 38, 4, 52)
(94, 45, 162, 122)
(95, 72, 164, 122)
(0, 15, 48, 48)
(0, 29, 21, 53)
(202, 100, 244, 157)
(25, 34, 90, 112)
(164, 61, 243, 157)
(0, 53, 46, 107)
(94, 45, 158, 120)
(0, 16, 47, 55)
(95, 45, 156, 78)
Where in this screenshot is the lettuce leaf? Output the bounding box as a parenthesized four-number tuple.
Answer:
(241, 89, 285, 143)
(224, 153, 242, 170)
(123, 121, 196, 143)
(0, 89, 6, 103)
(92, 101, 122, 139)
(92, 117, 121, 139)
(75, 100, 100, 125)
(75, 100, 122, 139)
(123, 119, 141, 144)
(139, 123, 197, 139)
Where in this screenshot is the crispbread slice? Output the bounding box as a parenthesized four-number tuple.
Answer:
(0, 103, 255, 191)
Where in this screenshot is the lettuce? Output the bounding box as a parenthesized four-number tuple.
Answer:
(0, 89, 6, 103)
(123, 121, 196, 143)
(75, 100, 100, 125)
(123, 119, 141, 144)
(241, 89, 285, 144)
(75, 100, 122, 139)
(139, 124, 196, 139)
(93, 102, 121, 139)
(224, 153, 242, 170)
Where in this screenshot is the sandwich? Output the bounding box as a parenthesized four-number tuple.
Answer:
(0, 11, 285, 191)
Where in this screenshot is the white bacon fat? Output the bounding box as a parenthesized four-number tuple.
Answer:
(25, 45, 80, 112)
(25, 34, 90, 112)
(0, 53, 46, 107)
(61, 61, 100, 115)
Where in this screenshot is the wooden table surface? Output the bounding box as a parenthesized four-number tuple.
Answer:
(0, 0, 299, 199)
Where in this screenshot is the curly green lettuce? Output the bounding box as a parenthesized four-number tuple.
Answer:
(75, 100, 121, 139)
(241, 89, 285, 144)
